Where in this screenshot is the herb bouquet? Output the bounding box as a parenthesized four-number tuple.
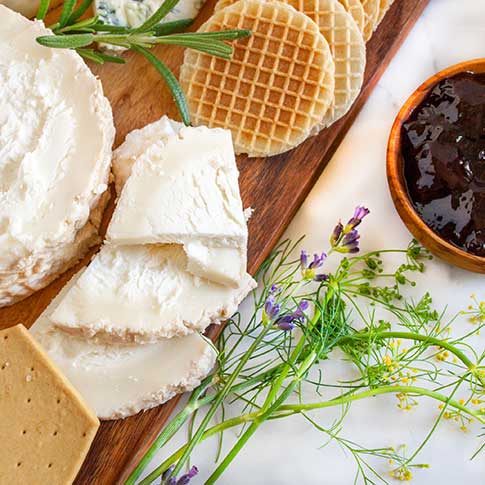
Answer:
(124, 208, 485, 484)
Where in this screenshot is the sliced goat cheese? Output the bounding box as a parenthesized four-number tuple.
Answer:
(112, 116, 183, 194)
(50, 244, 256, 343)
(107, 125, 248, 286)
(0, 7, 114, 305)
(31, 274, 217, 420)
(95, 0, 207, 29)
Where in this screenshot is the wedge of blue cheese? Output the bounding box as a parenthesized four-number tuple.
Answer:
(50, 244, 256, 343)
(109, 124, 249, 287)
(31, 273, 218, 420)
(96, 0, 206, 28)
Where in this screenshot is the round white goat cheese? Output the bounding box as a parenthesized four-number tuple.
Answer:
(0, 7, 115, 306)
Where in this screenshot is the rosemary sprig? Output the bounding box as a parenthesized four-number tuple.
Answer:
(35, 0, 251, 124)
(127, 207, 485, 484)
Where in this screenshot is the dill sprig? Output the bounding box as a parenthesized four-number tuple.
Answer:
(127, 208, 485, 484)
(34, 0, 250, 125)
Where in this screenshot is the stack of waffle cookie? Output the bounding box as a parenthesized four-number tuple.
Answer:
(180, 0, 394, 157)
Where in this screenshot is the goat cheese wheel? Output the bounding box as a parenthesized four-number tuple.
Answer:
(0, 7, 115, 306)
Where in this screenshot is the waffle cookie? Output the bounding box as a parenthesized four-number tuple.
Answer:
(338, 0, 365, 34)
(211, 0, 365, 130)
(180, 0, 335, 157)
(376, 0, 394, 25)
(293, 0, 366, 128)
(360, 0, 379, 41)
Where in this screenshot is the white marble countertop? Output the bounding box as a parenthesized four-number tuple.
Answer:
(142, 1, 485, 482)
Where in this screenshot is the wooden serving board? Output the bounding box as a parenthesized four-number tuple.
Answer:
(0, 0, 429, 482)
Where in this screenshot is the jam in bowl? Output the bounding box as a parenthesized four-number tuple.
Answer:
(387, 59, 485, 273)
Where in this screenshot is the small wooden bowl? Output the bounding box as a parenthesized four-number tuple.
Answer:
(387, 59, 485, 274)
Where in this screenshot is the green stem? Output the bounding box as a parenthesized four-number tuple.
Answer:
(171, 325, 273, 477)
(204, 306, 323, 483)
(206, 351, 316, 484)
(279, 385, 484, 422)
(137, 384, 484, 484)
(340, 331, 480, 380)
(125, 376, 213, 485)
(127, 361, 290, 483)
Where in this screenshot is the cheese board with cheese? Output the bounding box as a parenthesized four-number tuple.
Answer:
(0, 0, 431, 483)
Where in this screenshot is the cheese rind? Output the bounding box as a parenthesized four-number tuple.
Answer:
(50, 244, 256, 343)
(0, 8, 114, 305)
(31, 276, 218, 420)
(110, 124, 248, 286)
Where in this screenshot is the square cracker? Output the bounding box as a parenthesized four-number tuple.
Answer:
(0, 324, 99, 485)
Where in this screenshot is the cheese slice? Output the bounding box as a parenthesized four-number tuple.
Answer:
(107, 125, 248, 286)
(50, 244, 256, 343)
(0, 7, 114, 305)
(112, 116, 183, 194)
(31, 274, 218, 420)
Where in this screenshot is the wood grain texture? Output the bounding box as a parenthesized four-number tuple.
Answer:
(0, 0, 429, 482)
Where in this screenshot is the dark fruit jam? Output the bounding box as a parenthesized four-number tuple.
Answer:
(401, 71, 485, 257)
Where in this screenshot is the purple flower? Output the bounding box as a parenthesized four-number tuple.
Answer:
(331, 206, 369, 253)
(263, 287, 281, 324)
(314, 273, 329, 282)
(264, 295, 280, 320)
(339, 229, 361, 253)
(309, 252, 326, 269)
(177, 466, 199, 485)
(270, 284, 281, 295)
(301, 251, 327, 281)
(276, 314, 296, 331)
(330, 221, 344, 247)
(293, 300, 309, 318)
(276, 301, 309, 331)
(344, 206, 370, 233)
(300, 250, 309, 269)
(162, 466, 198, 485)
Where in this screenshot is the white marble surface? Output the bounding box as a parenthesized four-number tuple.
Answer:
(142, 1, 485, 483)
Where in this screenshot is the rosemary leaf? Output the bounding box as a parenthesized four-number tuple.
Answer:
(153, 18, 193, 36)
(55, 17, 99, 34)
(133, 0, 181, 33)
(91, 24, 133, 34)
(58, 0, 78, 27)
(134, 46, 190, 126)
(76, 48, 105, 63)
(154, 37, 233, 58)
(36, 0, 51, 20)
(97, 52, 127, 64)
(37, 33, 95, 49)
(68, 0, 95, 23)
(171, 29, 252, 41)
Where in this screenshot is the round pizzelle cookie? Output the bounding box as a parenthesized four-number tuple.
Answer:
(337, 0, 365, 34)
(214, 0, 366, 34)
(179, 0, 335, 157)
(376, 0, 394, 25)
(360, 0, 379, 41)
(296, 0, 366, 128)
(211, 0, 365, 129)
